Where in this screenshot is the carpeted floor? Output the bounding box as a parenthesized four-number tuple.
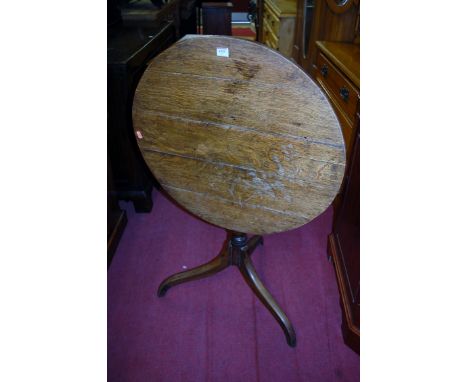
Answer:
(232, 24, 257, 41)
(108, 190, 359, 381)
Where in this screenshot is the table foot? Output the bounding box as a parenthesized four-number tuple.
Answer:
(157, 245, 230, 297)
(238, 252, 297, 347)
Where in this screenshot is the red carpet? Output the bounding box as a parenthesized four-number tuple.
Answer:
(232, 26, 256, 40)
(108, 190, 359, 381)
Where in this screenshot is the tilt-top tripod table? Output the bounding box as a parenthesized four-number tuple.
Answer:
(132, 35, 346, 347)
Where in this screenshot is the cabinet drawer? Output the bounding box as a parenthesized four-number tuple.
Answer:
(317, 53, 358, 125)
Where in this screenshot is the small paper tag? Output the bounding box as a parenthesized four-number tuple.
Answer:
(136, 130, 143, 139)
(216, 47, 229, 58)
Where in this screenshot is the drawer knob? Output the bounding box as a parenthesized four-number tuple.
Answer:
(320, 65, 328, 77)
(339, 86, 349, 102)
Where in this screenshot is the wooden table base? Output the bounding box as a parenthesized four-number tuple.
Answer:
(157, 232, 297, 347)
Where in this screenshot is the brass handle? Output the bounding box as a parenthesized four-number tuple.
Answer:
(320, 65, 328, 77)
(339, 86, 349, 102)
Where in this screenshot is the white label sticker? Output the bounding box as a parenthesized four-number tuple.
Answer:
(216, 47, 229, 57)
(136, 130, 143, 139)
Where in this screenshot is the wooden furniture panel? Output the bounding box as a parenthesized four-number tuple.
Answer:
(278, 17, 296, 55)
(202, 2, 233, 35)
(328, 123, 359, 353)
(291, 0, 315, 67)
(260, 0, 297, 57)
(316, 39, 359, 354)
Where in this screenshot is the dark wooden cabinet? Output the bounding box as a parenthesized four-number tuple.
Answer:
(292, 0, 360, 353)
(108, 21, 177, 212)
(107, 0, 197, 213)
(328, 124, 359, 353)
(107, 2, 197, 260)
(202, 2, 233, 35)
(315, 40, 359, 353)
(317, 41, 359, 354)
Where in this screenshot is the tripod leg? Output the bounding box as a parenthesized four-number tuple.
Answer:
(245, 235, 263, 256)
(157, 247, 229, 297)
(238, 254, 297, 347)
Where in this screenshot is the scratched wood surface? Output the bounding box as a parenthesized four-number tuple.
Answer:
(133, 35, 346, 234)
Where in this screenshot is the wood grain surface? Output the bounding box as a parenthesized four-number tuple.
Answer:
(133, 35, 345, 234)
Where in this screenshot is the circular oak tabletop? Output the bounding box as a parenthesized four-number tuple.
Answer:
(133, 35, 346, 235)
